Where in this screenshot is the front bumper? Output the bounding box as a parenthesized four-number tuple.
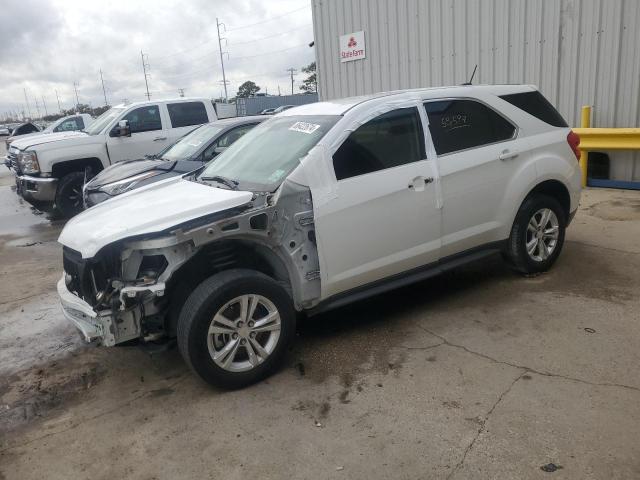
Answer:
(16, 174, 57, 203)
(57, 276, 116, 345)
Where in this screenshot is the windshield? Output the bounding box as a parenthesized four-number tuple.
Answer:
(198, 115, 340, 191)
(162, 124, 224, 161)
(84, 107, 124, 135)
(43, 119, 60, 133)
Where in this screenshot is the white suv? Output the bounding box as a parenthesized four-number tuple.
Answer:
(57, 85, 581, 388)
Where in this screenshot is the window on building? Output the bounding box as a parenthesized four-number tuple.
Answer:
(424, 100, 516, 155)
(167, 101, 208, 128)
(332, 107, 426, 180)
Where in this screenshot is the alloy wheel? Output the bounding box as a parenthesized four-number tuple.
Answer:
(207, 294, 281, 372)
(526, 208, 559, 262)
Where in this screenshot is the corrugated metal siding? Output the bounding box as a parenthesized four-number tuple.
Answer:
(312, 0, 640, 182)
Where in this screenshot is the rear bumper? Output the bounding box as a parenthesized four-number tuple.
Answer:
(17, 174, 57, 203)
(57, 276, 115, 346)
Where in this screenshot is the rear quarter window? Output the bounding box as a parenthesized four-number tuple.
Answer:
(167, 102, 209, 128)
(499, 91, 568, 128)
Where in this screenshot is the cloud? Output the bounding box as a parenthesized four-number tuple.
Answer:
(0, 0, 315, 117)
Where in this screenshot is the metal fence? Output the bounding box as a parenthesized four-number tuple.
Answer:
(235, 94, 318, 116)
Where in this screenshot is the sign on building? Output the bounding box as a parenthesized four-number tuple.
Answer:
(339, 31, 366, 62)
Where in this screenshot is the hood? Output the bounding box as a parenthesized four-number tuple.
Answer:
(10, 130, 88, 150)
(59, 177, 253, 258)
(87, 158, 176, 188)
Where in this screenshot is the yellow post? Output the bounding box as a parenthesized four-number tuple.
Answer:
(579, 106, 591, 188)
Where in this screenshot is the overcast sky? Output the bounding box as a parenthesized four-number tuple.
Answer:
(0, 0, 314, 118)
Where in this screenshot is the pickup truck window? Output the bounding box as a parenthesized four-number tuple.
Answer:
(85, 107, 124, 135)
(424, 100, 515, 155)
(123, 105, 162, 133)
(332, 107, 426, 180)
(167, 102, 209, 128)
(54, 117, 83, 132)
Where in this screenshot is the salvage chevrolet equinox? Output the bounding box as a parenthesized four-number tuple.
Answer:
(57, 85, 581, 388)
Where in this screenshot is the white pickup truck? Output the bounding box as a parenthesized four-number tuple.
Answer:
(8, 98, 218, 216)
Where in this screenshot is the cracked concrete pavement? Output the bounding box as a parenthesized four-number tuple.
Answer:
(1, 149, 639, 479)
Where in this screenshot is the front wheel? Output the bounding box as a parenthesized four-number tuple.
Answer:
(55, 172, 85, 218)
(177, 269, 296, 389)
(504, 194, 566, 274)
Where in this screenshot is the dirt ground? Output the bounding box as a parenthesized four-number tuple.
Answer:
(1, 149, 639, 479)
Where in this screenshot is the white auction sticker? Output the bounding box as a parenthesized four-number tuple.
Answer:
(289, 122, 320, 134)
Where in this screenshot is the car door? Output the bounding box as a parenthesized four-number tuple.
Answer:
(423, 98, 520, 257)
(314, 106, 441, 298)
(106, 104, 168, 163)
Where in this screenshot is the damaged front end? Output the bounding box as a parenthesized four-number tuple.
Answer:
(58, 179, 321, 347)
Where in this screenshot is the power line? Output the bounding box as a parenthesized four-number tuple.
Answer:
(227, 24, 311, 46)
(41, 96, 48, 117)
(226, 6, 308, 31)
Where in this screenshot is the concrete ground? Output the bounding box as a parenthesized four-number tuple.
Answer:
(1, 141, 639, 479)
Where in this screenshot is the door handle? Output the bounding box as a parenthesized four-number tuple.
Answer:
(498, 149, 518, 161)
(153, 136, 167, 142)
(408, 176, 434, 190)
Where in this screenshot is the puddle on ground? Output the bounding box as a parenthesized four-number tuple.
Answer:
(584, 198, 640, 222)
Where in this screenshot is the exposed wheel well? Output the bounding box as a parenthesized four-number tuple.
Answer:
(52, 158, 104, 179)
(164, 239, 292, 336)
(526, 180, 571, 220)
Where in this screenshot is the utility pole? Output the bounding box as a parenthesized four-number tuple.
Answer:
(34, 98, 41, 119)
(286, 68, 297, 95)
(41, 96, 48, 117)
(23, 88, 32, 119)
(216, 18, 228, 102)
(178, 88, 185, 97)
(55, 90, 62, 113)
(73, 82, 80, 110)
(99, 69, 109, 106)
(278, 85, 281, 96)
(140, 51, 151, 100)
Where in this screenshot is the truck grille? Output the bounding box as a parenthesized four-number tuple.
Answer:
(63, 246, 118, 306)
(7, 149, 20, 174)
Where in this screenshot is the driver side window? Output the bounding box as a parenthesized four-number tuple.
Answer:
(332, 107, 426, 181)
(122, 105, 162, 133)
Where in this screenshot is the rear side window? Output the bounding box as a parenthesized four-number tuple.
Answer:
(123, 105, 162, 133)
(499, 91, 568, 128)
(424, 100, 515, 155)
(167, 102, 208, 128)
(333, 107, 426, 180)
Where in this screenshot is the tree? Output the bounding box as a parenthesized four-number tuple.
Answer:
(300, 62, 317, 93)
(236, 81, 261, 98)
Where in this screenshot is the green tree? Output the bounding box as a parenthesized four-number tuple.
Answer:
(300, 62, 317, 93)
(236, 81, 261, 98)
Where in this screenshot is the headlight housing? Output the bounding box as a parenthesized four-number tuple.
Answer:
(17, 150, 40, 174)
(98, 170, 162, 196)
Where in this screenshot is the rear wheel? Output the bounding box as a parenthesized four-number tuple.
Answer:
(55, 172, 85, 218)
(504, 194, 566, 274)
(177, 269, 295, 389)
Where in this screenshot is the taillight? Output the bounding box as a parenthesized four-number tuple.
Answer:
(567, 131, 580, 161)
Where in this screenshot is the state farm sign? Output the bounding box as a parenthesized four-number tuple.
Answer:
(340, 31, 366, 63)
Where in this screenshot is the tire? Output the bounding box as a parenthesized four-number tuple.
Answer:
(55, 172, 85, 218)
(504, 193, 566, 274)
(177, 269, 296, 389)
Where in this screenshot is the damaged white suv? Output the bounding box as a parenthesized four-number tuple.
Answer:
(57, 85, 581, 388)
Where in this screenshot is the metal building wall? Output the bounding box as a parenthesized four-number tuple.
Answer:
(311, 0, 640, 182)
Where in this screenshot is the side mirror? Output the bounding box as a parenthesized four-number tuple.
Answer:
(110, 120, 131, 138)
